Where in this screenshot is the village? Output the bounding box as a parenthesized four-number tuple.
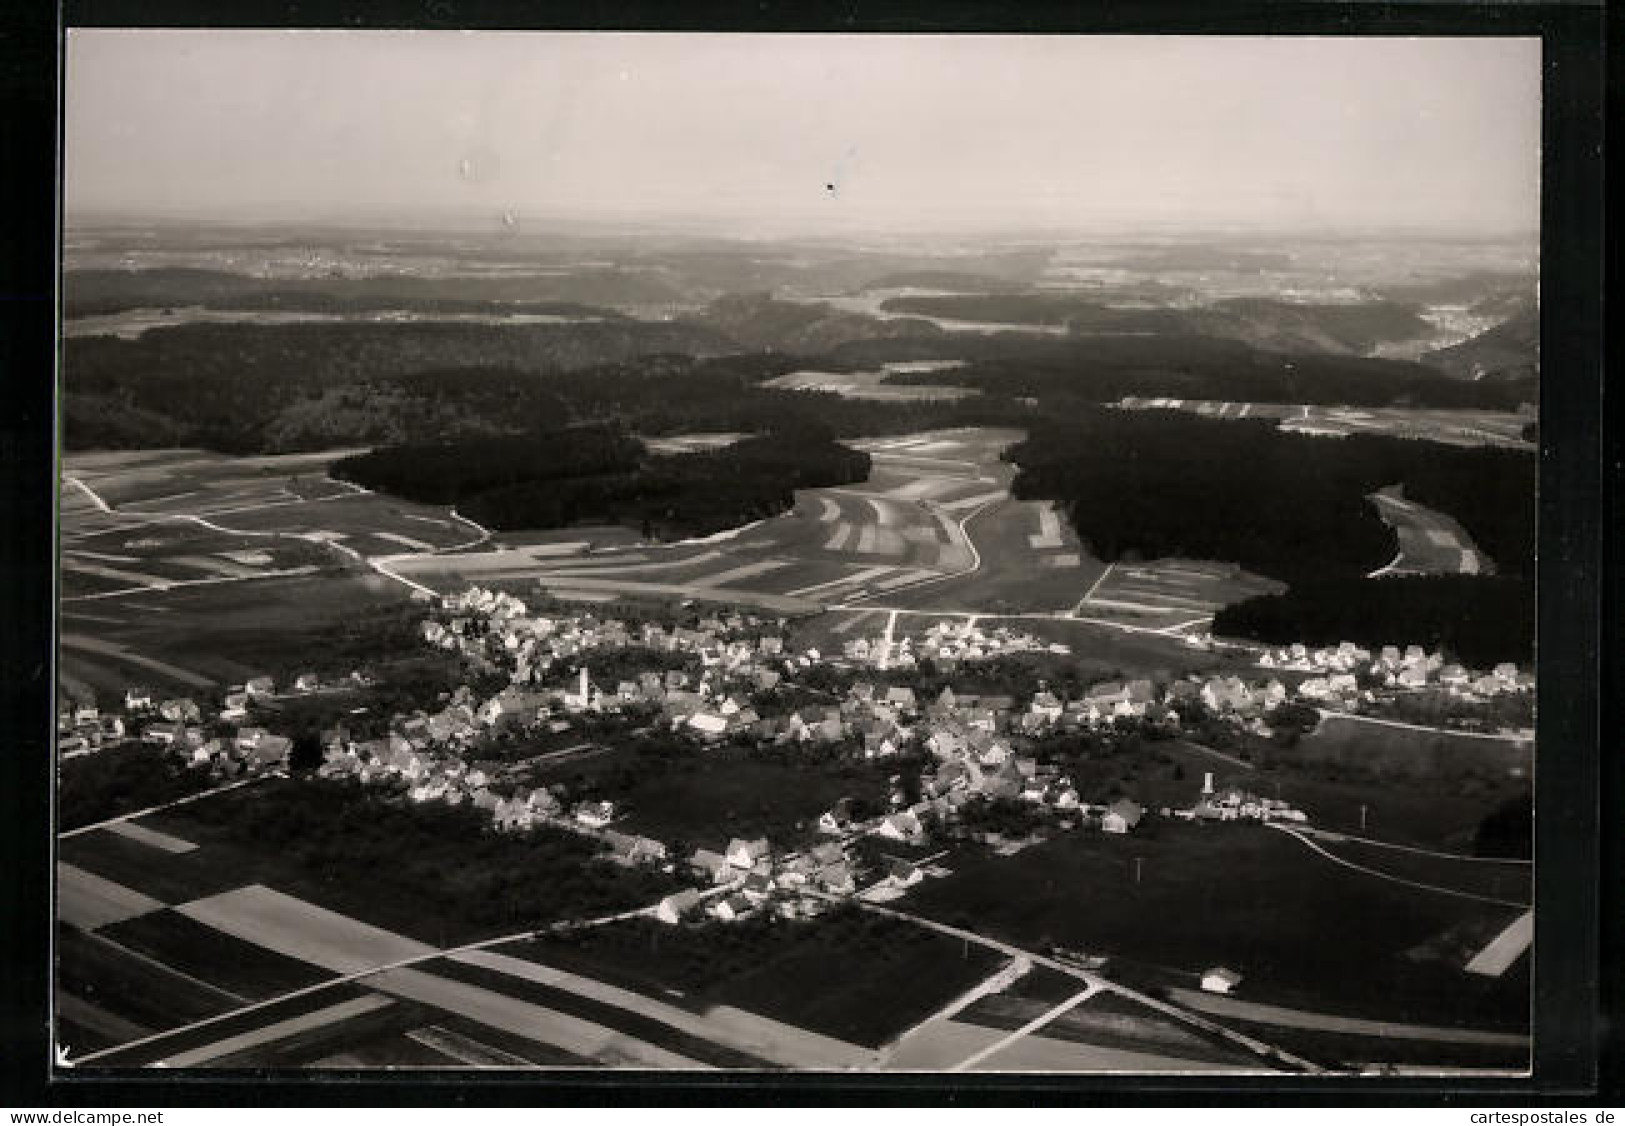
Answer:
(58, 582, 1534, 936)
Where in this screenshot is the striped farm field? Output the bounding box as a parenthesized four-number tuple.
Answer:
(1073, 559, 1284, 630)
(150, 993, 404, 1069)
(80, 980, 379, 1067)
(57, 863, 165, 932)
(58, 825, 249, 905)
(417, 957, 777, 1069)
(56, 923, 243, 1047)
(100, 909, 337, 1001)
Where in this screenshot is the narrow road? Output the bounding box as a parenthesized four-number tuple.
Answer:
(949, 985, 1098, 1072)
(63, 473, 451, 600)
(1315, 709, 1532, 743)
(1265, 824, 1530, 909)
(1071, 562, 1115, 617)
(1164, 987, 1529, 1047)
(67, 899, 662, 1067)
(806, 891, 1322, 1073)
(58, 770, 285, 839)
(1297, 825, 1531, 866)
(843, 494, 1001, 605)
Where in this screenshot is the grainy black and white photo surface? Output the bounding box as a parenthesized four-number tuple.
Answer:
(56, 31, 1538, 1074)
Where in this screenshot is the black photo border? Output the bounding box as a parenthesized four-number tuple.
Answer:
(1, 0, 1610, 1107)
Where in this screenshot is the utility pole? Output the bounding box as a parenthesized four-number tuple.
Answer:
(1134, 857, 1143, 885)
(1359, 804, 1368, 832)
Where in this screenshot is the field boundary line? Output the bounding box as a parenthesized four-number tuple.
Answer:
(842, 495, 1000, 605)
(1071, 562, 1115, 616)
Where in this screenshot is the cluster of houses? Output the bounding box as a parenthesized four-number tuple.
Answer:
(1171, 772, 1309, 825)
(841, 620, 1068, 669)
(424, 585, 790, 691)
(1258, 642, 1533, 702)
(665, 836, 858, 924)
(57, 667, 354, 761)
(315, 721, 676, 866)
(55, 675, 313, 778)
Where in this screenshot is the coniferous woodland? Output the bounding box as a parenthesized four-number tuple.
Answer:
(334, 425, 873, 541)
(1005, 408, 1536, 661)
(875, 333, 1536, 410)
(63, 317, 1536, 659)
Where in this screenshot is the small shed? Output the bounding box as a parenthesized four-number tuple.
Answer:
(1200, 967, 1243, 994)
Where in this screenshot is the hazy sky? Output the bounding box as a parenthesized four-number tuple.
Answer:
(64, 32, 1541, 234)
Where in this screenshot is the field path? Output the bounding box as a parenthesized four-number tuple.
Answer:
(1164, 987, 1529, 1047)
(154, 994, 394, 1067)
(807, 891, 1321, 1074)
(1265, 824, 1530, 908)
(60, 772, 283, 839)
(948, 985, 1098, 1071)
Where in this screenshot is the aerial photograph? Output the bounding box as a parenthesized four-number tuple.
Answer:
(54, 32, 1539, 1075)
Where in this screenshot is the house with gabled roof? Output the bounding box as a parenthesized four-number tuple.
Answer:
(1102, 799, 1145, 834)
(817, 862, 856, 894)
(710, 892, 756, 922)
(878, 810, 924, 844)
(574, 800, 616, 829)
(888, 858, 923, 888)
(656, 889, 704, 925)
(882, 685, 916, 712)
(689, 848, 734, 884)
(725, 837, 771, 869)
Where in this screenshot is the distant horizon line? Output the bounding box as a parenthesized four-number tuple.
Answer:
(62, 205, 1540, 244)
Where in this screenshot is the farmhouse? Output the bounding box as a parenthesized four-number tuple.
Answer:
(689, 848, 734, 884)
(656, 889, 704, 925)
(725, 837, 771, 870)
(1102, 799, 1145, 834)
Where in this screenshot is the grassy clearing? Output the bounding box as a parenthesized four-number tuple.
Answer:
(905, 821, 1526, 1031)
(1228, 760, 1526, 854)
(1297, 715, 1531, 779)
(100, 909, 334, 1000)
(594, 744, 892, 853)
